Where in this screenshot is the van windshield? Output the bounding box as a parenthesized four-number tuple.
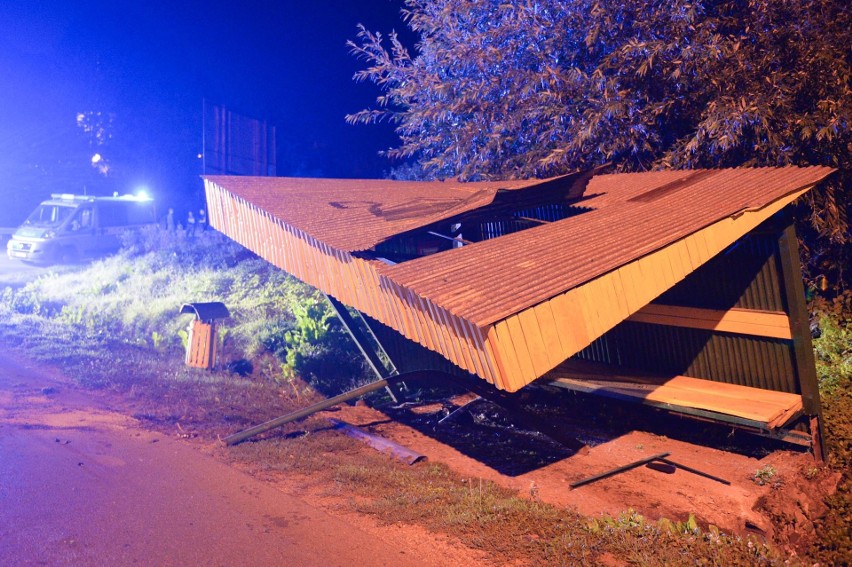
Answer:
(23, 204, 76, 228)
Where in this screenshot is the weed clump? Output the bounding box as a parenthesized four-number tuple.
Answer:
(809, 302, 852, 563)
(752, 465, 779, 487)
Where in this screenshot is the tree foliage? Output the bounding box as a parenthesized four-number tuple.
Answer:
(348, 0, 851, 252)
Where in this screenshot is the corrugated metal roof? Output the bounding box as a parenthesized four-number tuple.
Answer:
(203, 174, 582, 252)
(204, 165, 835, 391)
(383, 166, 835, 326)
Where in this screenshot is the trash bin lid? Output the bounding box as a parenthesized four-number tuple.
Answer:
(179, 302, 230, 321)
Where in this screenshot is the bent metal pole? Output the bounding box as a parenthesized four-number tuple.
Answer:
(223, 377, 396, 446)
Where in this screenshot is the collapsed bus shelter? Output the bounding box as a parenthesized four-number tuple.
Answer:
(203, 166, 835, 459)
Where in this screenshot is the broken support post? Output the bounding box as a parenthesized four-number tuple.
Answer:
(657, 457, 731, 485)
(570, 453, 671, 489)
(223, 376, 402, 446)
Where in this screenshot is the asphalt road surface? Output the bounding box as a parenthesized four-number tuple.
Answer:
(0, 351, 462, 566)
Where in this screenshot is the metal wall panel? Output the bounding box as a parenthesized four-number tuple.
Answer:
(575, 225, 801, 394)
(655, 233, 786, 312)
(583, 322, 799, 394)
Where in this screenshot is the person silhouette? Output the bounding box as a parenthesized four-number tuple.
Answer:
(186, 211, 196, 238)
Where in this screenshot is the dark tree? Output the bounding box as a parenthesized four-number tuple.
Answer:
(348, 0, 851, 287)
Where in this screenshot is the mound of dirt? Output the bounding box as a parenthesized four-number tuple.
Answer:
(752, 456, 841, 551)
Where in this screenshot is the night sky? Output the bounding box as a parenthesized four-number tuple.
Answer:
(0, 0, 412, 223)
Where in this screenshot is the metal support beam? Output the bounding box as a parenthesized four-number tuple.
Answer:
(570, 453, 670, 488)
(324, 294, 404, 403)
(426, 230, 472, 246)
(514, 216, 550, 225)
(656, 457, 731, 485)
(223, 376, 404, 445)
(569, 452, 731, 489)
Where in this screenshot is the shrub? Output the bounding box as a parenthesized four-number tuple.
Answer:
(813, 315, 852, 396)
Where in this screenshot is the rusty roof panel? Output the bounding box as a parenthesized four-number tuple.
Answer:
(382, 166, 835, 326)
(204, 180, 501, 385)
(203, 174, 580, 252)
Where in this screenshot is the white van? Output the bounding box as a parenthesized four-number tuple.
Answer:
(6, 193, 157, 263)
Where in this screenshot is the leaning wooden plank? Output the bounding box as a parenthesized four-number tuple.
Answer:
(766, 399, 805, 429)
(482, 326, 509, 387)
(651, 379, 797, 417)
(492, 320, 527, 391)
(573, 282, 606, 342)
(633, 387, 779, 423)
(614, 265, 644, 314)
(659, 376, 802, 407)
(517, 307, 553, 378)
(532, 303, 567, 370)
(505, 315, 539, 387)
(548, 290, 590, 359)
(639, 385, 792, 423)
(547, 370, 802, 424)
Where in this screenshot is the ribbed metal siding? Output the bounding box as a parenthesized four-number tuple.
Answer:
(616, 323, 796, 393)
(575, 225, 800, 394)
(576, 323, 798, 394)
(655, 233, 786, 312)
(575, 332, 622, 368)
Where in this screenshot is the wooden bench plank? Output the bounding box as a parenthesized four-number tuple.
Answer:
(545, 360, 803, 429)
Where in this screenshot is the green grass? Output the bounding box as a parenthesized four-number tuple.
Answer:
(813, 315, 852, 396)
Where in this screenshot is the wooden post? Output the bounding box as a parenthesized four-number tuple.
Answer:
(777, 214, 825, 461)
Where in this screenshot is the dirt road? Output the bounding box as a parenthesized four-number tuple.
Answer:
(0, 351, 477, 566)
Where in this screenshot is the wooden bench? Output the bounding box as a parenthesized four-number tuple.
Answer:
(542, 359, 804, 431)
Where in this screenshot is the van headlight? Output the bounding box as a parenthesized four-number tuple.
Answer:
(43, 230, 56, 239)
